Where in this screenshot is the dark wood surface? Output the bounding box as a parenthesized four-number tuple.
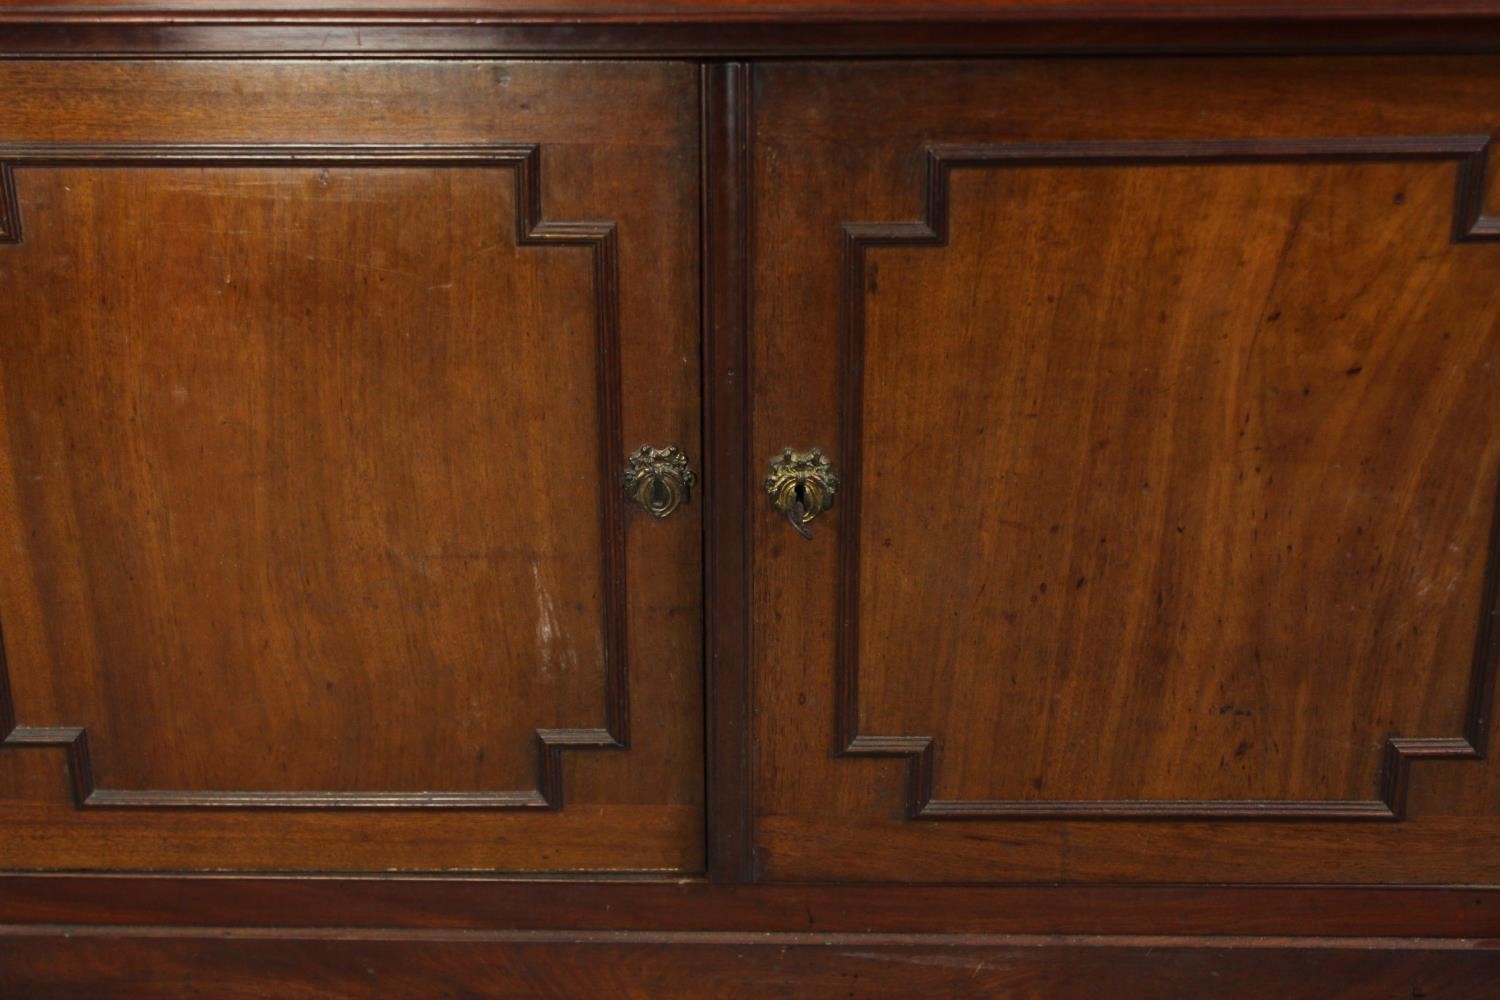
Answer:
(3, 875, 1499, 993)
(2, 928, 1498, 1000)
(5, 23, 1500, 59)
(5, 877, 1500, 937)
(0, 60, 703, 872)
(10, 2, 1500, 57)
(4, 16, 1500, 995)
(6, 0, 1500, 16)
(3, 0, 1499, 13)
(702, 61, 757, 884)
(750, 55, 1500, 883)
(838, 136, 1500, 824)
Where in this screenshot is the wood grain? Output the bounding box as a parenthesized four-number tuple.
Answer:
(701, 62, 757, 883)
(0, 163, 17, 243)
(5, 0, 1500, 16)
(0, 60, 702, 872)
(751, 56, 1500, 882)
(9, 4, 1500, 58)
(0, 928, 1496, 1000)
(0, 143, 629, 811)
(5, 877, 1500, 938)
(838, 137, 1500, 821)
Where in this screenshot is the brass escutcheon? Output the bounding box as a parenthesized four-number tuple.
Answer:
(764, 448, 838, 539)
(624, 445, 696, 519)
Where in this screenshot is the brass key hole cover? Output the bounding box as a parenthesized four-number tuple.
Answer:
(764, 448, 838, 538)
(624, 445, 696, 519)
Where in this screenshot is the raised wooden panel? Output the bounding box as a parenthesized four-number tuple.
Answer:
(0, 144, 630, 810)
(839, 138, 1500, 821)
(751, 57, 1500, 883)
(0, 61, 701, 872)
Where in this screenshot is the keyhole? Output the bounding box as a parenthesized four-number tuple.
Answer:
(786, 479, 813, 539)
(649, 477, 670, 513)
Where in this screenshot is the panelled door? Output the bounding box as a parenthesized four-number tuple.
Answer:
(0, 60, 703, 872)
(749, 57, 1500, 883)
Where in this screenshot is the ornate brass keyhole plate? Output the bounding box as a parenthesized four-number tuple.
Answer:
(764, 448, 838, 538)
(624, 445, 696, 519)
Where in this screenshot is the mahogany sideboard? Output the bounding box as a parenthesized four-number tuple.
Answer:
(4, 2, 1500, 995)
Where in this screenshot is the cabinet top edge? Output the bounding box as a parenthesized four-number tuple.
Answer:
(5, 1, 1500, 56)
(6, 0, 1500, 23)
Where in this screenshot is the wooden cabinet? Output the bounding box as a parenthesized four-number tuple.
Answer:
(6, 7, 1500, 996)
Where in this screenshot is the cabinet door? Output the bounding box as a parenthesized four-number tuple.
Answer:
(0, 61, 702, 872)
(750, 58, 1500, 883)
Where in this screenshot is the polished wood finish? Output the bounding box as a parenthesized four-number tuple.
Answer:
(1, 143, 632, 813)
(5, 877, 1500, 937)
(4, 9, 1500, 993)
(751, 56, 1500, 883)
(11, 21, 1500, 60)
(702, 61, 757, 884)
(9, 1, 1500, 59)
(839, 136, 1500, 822)
(0, 60, 702, 872)
(6, 1, 1498, 13)
(3, 929, 1498, 1000)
